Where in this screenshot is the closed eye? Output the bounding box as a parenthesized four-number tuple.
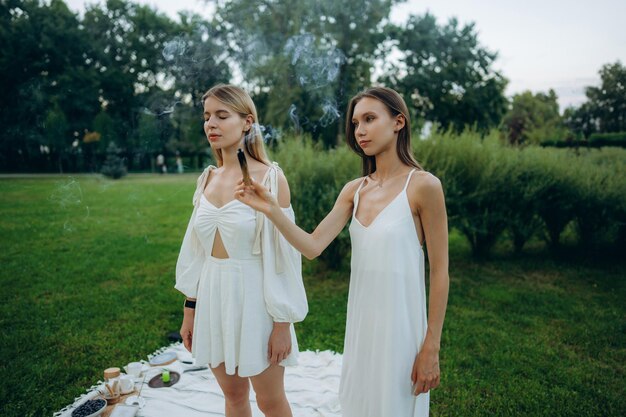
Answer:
(203, 114, 229, 121)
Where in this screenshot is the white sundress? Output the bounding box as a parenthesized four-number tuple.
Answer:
(339, 169, 430, 417)
(174, 163, 308, 377)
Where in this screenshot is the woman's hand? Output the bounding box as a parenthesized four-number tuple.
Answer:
(180, 308, 195, 353)
(234, 178, 279, 216)
(411, 343, 441, 395)
(268, 322, 292, 365)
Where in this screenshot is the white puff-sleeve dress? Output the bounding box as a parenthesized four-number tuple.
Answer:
(174, 163, 308, 377)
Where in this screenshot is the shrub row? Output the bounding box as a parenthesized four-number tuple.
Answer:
(416, 131, 625, 257)
(270, 133, 626, 261)
(588, 132, 626, 147)
(541, 131, 626, 148)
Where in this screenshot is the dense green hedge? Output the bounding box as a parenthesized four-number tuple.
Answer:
(417, 132, 626, 256)
(588, 132, 626, 147)
(540, 138, 586, 148)
(270, 133, 626, 260)
(541, 131, 626, 148)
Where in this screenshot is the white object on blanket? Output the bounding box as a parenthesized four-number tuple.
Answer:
(109, 404, 139, 417)
(148, 351, 177, 366)
(55, 344, 342, 417)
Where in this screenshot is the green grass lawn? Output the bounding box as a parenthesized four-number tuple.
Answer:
(1, 174, 624, 416)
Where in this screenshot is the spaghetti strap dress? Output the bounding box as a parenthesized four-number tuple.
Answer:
(174, 164, 308, 377)
(339, 169, 429, 416)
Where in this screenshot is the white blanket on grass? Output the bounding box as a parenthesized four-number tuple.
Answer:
(54, 343, 342, 417)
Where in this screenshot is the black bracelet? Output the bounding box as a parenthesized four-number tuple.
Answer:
(184, 299, 196, 309)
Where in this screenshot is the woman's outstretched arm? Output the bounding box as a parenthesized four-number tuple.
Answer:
(236, 174, 362, 259)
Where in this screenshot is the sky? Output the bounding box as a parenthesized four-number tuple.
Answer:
(65, 0, 626, 111)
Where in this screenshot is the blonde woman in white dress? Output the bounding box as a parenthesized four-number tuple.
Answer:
(175, 84, 307, 417)
(235, 87, 449, 417)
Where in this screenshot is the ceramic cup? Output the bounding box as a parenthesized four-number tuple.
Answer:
(126, 362, 142, 378)
(119, 375, 135, 394)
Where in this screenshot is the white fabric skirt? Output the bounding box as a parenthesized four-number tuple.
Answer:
(192, 255, 298, 377)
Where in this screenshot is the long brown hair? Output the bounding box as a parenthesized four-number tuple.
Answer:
(201, 84, 270, 167)
(345, 86, 422, 176)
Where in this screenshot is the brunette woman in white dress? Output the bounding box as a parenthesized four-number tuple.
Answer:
(175, 84, 307, 417)
(235, 87, 449, 417)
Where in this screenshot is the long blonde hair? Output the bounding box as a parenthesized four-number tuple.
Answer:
(201, 84, 270, 167)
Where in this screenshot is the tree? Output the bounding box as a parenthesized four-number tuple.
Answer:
(210, 0, 403, 146)
(167, 105, 208, 168)
(82, 2, 230, 163)
(0, 0, 183, 171)
(136, 112, 160, 169)
(384, 13, 508, 133)
(0, 0, 98, 171)
(164, 12, 231, 158)
(565, 61, 626, 138)
(562, 104, 595, 139)
(44, 103, 69, 172)
(169, 12, 232, 105)
(91, 111, 118, 152)
(585, 61, 626, 133)
(101, 142, 128, 179)
(501, 89, 565, 146)
(81, 0, 182, 150)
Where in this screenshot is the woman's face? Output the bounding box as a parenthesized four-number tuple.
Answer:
(351, 97, 404, 156)
(203, 96, 250, 151)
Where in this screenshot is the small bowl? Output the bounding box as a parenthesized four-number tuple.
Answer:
(71, 397, 107, 417)
(125, 395, 146, 408)
(104, 394, 121, 405)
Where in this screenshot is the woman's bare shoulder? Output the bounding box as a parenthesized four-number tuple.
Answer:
(336, 176, 367, 202)
(275, 168, 292, 208)
(413, 169, 440, 184)
(409, 170, 443, 199)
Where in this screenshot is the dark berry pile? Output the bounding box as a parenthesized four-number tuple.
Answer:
(71, 398, 106, 417)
